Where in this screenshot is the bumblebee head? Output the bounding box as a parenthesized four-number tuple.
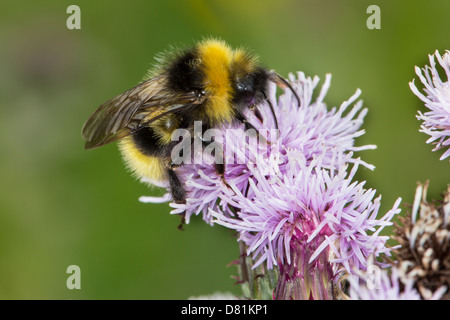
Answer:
(164, 39, 269, 106)
(198, 39, 270, 108)
(231, 65, 270, 109)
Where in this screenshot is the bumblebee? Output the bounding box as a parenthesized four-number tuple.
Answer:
(82, 38, 299, 204)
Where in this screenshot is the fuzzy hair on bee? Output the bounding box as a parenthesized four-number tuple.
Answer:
(82, 38, 300, 206)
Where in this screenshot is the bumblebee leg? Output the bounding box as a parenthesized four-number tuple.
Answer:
(167, 167, 186, 204)
(215, 162, 233, 190)
(236, 111, 258, 132)
(236, 111, 270, 145)
(199, 135, 232, 191)
(166, 165, 187, 230)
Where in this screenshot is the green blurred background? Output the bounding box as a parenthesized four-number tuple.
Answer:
(0, 0, 449, 299)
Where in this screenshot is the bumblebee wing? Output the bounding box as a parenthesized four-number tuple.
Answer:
(82, 75, 205, 149)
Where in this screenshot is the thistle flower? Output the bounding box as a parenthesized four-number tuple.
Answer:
(410, 50, 450, 160)
(141, 72, 377, 224)
(392, 181, 450, 299)
(140, 72, 398, 299)
(211, 154, 400, 271)
(211, 152, 401, 299)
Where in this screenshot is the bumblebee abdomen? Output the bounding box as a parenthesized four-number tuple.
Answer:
(118, 134, 167, 182)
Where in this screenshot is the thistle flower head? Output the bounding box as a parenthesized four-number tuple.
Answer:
(213, 152, 401, 299)
(142, 72, 377, 223)
(211, 154, 401, 273)
(140, 72, 400, 298)
(410, 50, 450, 160)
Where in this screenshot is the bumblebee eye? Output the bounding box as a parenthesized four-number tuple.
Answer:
(236, 75, 254, 93)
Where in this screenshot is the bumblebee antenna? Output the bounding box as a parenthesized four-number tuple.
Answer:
(270, 72, 301, 108)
